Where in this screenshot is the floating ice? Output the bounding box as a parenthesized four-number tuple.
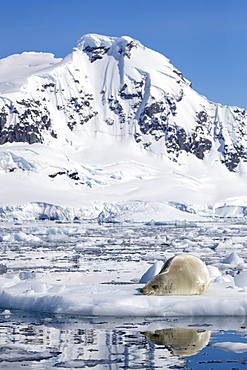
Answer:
(207, 265, 221, 281)
(139, 261, 164, 284)
(0, 220, 247, 317)
(215, 239, 233, 251)
(234, 271, 247, 288)
(0, 275, 247, 317)
(30, 226, 79, 235)
(211, 341, 247, 353)
(222, 252, 245, 267)
(1, 231, 41, 243)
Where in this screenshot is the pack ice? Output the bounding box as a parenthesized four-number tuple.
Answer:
(0, 220, 246, 317)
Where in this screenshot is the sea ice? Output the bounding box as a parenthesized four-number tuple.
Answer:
(221, 251, 245, 267)
(1, 231, 41, 243)
(234, 271, 247, 288)
(207, 265, 221, 281)
(0, 220, 246, 317)
(211, 341, 247, 353)
(139, 261, 164, 284)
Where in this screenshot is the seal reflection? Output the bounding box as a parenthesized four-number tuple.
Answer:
(142, 328, 211, 357)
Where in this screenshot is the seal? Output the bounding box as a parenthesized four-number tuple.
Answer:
(140, 254, 210, 296)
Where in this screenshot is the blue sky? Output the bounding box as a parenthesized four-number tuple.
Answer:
(1, 0, 247, 109)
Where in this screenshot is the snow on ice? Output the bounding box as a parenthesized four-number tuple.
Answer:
(0, 220, 246, 317)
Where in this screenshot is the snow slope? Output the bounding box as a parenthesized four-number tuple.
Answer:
(1, 140, 247, 222)
(0, 52, 62, 94)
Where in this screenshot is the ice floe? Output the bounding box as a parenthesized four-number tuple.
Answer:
(0, 276, 247, 317)
(211, 341, 247, 353)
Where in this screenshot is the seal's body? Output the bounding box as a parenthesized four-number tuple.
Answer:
(140, 254, 210, 296)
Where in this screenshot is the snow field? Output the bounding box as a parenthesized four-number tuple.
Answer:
(2, 143, 247, 224)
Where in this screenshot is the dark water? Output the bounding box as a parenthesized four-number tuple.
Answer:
(0, 311, 247, 369)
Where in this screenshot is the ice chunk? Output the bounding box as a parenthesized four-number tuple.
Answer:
(46, 234, 69, 242)
(1, 232, 41, 243)
(222, 252, 244, 266)
(139, 261, 164, 284)
(234, 271, 247, 288)
(207, 265, 221, 281)
(0, 309, 11, 316)
(215, 239, 233, 251)
(211, 341, 247, 353)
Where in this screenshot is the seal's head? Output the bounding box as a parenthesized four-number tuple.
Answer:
(140, 273, 172, 295)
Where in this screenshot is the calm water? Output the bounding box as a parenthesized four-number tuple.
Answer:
(0, 311, 247, 368)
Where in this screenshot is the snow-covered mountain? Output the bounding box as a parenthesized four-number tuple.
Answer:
(1, 34, 247, 221)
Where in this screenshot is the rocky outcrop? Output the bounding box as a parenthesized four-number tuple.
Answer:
(0, 100, 56, 144)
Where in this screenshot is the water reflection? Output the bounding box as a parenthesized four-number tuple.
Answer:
(0, 311, 187, 369)
(142, 328, 211, 356)
(0, 312, 247, 368)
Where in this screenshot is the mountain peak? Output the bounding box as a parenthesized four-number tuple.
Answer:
(75, 34, 143, 61)
(76, 34, 115, 50)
